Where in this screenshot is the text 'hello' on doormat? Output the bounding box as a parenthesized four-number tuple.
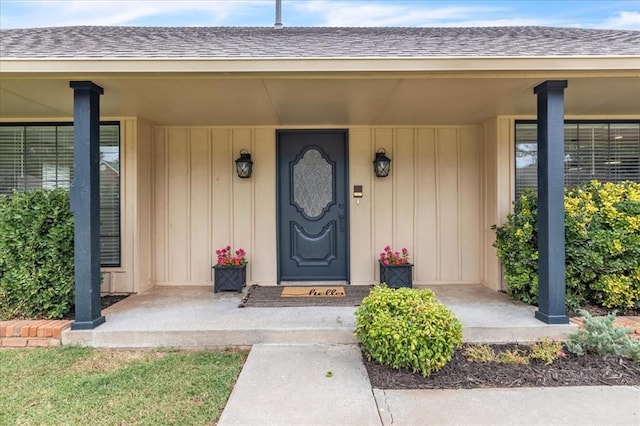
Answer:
(238, 285, 372, 308)
(280, 286, 345, 298)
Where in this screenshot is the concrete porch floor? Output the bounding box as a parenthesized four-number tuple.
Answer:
(62, 284, 576, 348)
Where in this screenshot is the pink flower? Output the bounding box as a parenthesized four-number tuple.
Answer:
(215, 245, 248, 267)
(379, 245, 410, 265)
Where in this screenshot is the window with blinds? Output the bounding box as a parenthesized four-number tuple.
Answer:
(0, 123, 121, 267)
(515, 121, 640, 199)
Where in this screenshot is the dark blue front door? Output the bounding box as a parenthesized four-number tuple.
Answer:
(277, 130, 349, 282)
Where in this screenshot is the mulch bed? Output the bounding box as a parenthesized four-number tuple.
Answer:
(364, 343, 640, 389)
(62, 295, 129, 320)
(569, 303, 640, 318)
(238, 284, 372, 308)
(101, 295, 129, 310)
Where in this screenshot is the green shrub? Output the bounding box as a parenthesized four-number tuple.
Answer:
(355, 285, 462, 377)
(463, 344, 496, 363)
(463, 340, 567, 365)
(566, 311, 640, 363)
(494, 181, 640, 310)
(493, 190, 540, 306)
(528, 338, 566, 365)
(497, 349, 529, 365)
(0, 189, 75, 319)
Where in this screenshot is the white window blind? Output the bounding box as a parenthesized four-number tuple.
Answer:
(0, 123, 121, 266)
(98, 126, 120, 266)
(515, 121, 640, 199)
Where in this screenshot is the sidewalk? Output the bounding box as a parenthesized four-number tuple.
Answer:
(218, 343, 640, 426)
(376, 386, 640, 425)
(218, 344, 380, 425)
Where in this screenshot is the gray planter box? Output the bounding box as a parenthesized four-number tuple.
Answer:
(379, 262, 413, 289)
(213, 265, 246, 293)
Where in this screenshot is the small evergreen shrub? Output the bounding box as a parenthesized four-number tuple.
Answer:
(494, 181, 640, 310)
(566, 311, 640, 363)
(463, 344, 496, 363)
(355, 285, 462, 377)
(463, 340, 567, 365)
(528, 338, 566, 365)
(0, 189, 75, 319)
(497, 349, 529, 365)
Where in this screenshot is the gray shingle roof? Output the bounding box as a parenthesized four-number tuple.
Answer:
(1, 26, 639, 59)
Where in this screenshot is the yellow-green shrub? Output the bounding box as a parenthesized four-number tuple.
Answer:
(494, 181, 640, 310)
(355, 285, 462, 377)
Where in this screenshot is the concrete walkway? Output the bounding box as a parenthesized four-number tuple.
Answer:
(218, 344, 381, 425)
(219, 343, 640, 426)
(375, 385, 640, 425)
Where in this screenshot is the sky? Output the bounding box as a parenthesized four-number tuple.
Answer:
(1, 0, 639, 30)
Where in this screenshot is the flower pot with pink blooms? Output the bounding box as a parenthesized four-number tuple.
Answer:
(378, 245, 413, 289)
(213, 246, 248, 293)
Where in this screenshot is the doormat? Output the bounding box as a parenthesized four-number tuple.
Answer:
(238, 285, 372, 308)
(281, 286, 345, 298)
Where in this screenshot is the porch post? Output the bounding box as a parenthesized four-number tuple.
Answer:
(533, 80, 569, 324)
(70, 81, 105, 330)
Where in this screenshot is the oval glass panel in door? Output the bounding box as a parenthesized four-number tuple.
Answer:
(292, 148, 334, 219)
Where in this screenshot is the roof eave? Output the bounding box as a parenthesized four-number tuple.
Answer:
(1, 56, 639, 74)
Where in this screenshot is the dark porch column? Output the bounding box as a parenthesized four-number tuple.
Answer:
(70, 81, 105, 330)
(533, 80, 569, 324)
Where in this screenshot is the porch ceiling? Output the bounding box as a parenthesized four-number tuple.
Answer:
(1, 74, 638, 125)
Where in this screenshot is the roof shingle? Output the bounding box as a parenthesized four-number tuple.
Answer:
(1, 26, 639, 59)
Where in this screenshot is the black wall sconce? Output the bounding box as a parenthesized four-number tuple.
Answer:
(373, 149, 391, 177)
(235, 149, 253, 178)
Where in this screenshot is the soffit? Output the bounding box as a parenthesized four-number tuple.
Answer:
(1, 74, 638, 126)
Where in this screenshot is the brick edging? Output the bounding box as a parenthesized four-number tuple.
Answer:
(0, 320, 73, 347)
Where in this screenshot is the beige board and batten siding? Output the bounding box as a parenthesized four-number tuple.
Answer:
(149, 125, 484, 287)
(101, 117, 153, 294)
(349, 127, 483, 285)
(481, 117, 512, 291)
(150, 127, 276, 286)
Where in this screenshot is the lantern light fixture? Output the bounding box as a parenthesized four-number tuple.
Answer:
(373, 149, 391, 178)
(235, 149, 253, 178)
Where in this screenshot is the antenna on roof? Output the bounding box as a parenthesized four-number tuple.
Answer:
(274, 0, 283, 29)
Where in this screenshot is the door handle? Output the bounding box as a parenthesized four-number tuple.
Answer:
(339, 214, 345, 232)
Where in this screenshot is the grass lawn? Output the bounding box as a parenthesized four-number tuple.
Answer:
(0, 346, 247, 425)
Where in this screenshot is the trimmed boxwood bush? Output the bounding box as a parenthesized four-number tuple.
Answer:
(355, 285, 462, 377)
(494, 181, 640, 310)
(0, 189, 75, 319)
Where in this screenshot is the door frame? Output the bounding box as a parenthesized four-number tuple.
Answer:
(275, 129, 350, 284)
